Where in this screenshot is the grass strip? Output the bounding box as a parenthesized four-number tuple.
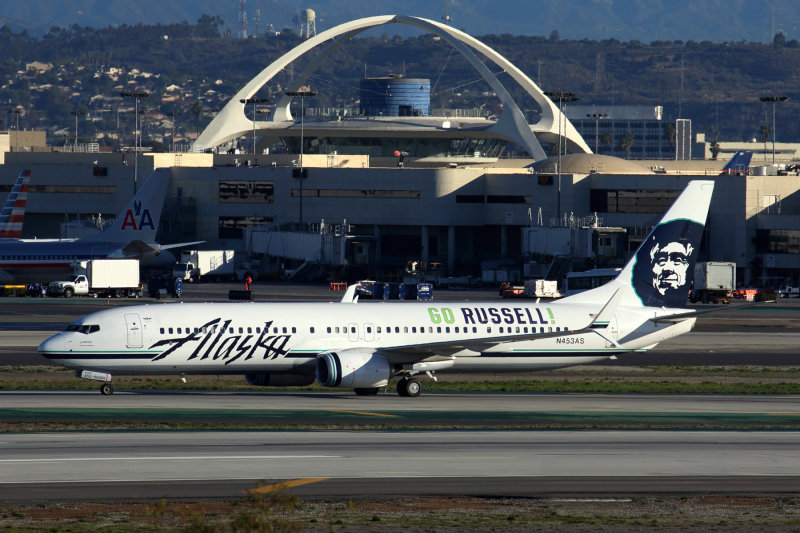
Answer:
(2, 408, 800, 432)
(3, 378, 800, 394)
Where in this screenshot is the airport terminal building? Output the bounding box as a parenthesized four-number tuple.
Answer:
(3, 149, 799, 287)
(1, 14, 799, 287)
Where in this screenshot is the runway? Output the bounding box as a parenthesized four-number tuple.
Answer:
(1, 431, 799, 501)
(1, 287, 799, 504)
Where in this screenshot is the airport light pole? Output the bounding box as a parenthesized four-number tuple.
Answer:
(587, 111, 608, 154)
(285, 89, 317, 227)
(760, 93, 790, 165)
(544, 90, 578, 220)
(71, 110, 85, 151)
(11, 107, 21, 152)
(121, 91, 149, 193)
(239, 97, 270, 155)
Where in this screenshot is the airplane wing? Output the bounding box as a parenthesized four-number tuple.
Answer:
(121, 240, 159, 257)
(157, 241, 206, 252)
(122, 240, 206, 258)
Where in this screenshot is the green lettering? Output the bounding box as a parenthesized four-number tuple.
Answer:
(442, 308, 455, 324)
(428, 308, 442, 324)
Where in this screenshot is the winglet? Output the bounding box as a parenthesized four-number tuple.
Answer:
(340, 282, 360, 303)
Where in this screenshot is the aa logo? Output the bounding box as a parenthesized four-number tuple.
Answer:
(120, 200, 155, 231)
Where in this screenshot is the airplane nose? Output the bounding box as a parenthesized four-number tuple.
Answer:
(38, 333, 69, 355)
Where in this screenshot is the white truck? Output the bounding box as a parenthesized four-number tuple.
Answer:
(691, 261, 736, 304)
(777, 284, 800, 298)
(173, 250, 236, 282)
(48, 259, 140, 298)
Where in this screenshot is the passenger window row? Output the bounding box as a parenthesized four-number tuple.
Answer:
(153, 324, 567, 336)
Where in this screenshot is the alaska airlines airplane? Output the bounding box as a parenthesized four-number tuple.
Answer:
(39, 180, 714, 397)
(0, 168, 185, 283)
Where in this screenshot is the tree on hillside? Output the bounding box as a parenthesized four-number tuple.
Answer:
(664, 122, 676, 149)
(191, 100, 203, 140)
(760, 123, 771, 161)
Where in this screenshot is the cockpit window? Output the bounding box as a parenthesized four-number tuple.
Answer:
(66, 324, 100, 334)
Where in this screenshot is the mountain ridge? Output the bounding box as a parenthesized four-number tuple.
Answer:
(1, 0, 799, 43)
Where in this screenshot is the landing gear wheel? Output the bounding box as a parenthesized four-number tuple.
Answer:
(100, 382, 114, 395)
(354, 387, 379, 396)
(397, 377, 422, 397)
(405, 378, 421, 397)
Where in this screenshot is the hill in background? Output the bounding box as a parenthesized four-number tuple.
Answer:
(1, 0, 800, 44)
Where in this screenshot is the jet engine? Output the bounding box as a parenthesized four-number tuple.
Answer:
(244, 373, 316, 387)
(316, 349, 391, 388)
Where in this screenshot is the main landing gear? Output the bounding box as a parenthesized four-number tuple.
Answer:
(100, 382, 115, 395)
(397, 377, 422, 397)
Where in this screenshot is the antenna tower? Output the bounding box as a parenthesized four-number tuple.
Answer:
(254, 8, 260, 36)
(442, 0, 452, 24)
(238, 0, 247, 39)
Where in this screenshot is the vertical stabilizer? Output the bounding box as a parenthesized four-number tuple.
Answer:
(0, 169, 30, 238)
(83, 168, 170, 244)
(719, 151, 752, 175)
(562, 180, 715, 308)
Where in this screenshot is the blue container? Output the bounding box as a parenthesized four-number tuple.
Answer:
(401, 282, 418, 300)
(384, 283, 400, 300)
(417, 282, 433, 301)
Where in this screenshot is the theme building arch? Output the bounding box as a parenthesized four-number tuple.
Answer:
(193, 14, 591, 159)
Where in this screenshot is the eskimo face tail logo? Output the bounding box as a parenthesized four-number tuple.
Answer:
(632, 219, 704, 307)
(120, 199, 155, 231)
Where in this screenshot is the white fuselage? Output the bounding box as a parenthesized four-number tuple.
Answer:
(38, 300, 695, 376)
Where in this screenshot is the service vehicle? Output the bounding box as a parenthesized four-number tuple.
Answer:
(691, 261, 735, 303)
(48, 259, 140, 298)
(173, 250, 235, 282)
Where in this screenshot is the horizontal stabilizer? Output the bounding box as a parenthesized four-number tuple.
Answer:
(650, 301, 773, 323)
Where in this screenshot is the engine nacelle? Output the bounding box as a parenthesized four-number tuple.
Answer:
(316, 350, 390, 388)
(244, 373, 316, 387)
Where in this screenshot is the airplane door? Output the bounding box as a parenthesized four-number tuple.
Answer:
(348, 322, 359, 342)
(605, 316, 618, 348)
(125, 313, 143, 348)
(364, 323, 375, 342)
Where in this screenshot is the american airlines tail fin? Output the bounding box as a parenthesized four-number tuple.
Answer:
(0, 169, 31, 238)
(562, 180, 715, 309)
(83, 168, 170, 244)
(719, 151, 752, 175)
